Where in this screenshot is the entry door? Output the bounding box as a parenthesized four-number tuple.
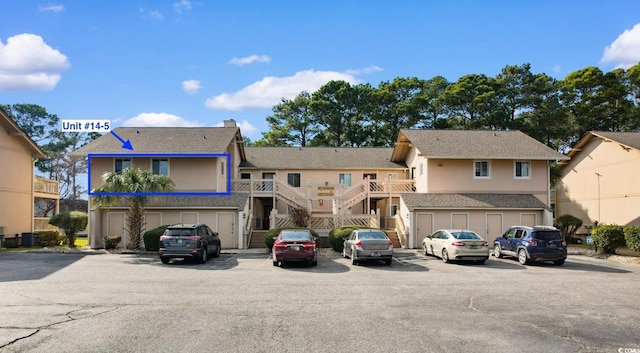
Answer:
(486, 213, 503, 240)
(107, 212, 126, 247)
(217, 212, 236, 248)
(415, 213, 433, 249)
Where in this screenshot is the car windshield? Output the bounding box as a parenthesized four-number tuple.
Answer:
(280, 232, 311, 241)
(532, 231, 562, 241)
(451, 231, 481, 240)
(358, 231, 388, 240)
(165, 229, 195, 236)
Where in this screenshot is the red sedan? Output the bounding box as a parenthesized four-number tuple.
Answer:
(272, 229, 317, 267)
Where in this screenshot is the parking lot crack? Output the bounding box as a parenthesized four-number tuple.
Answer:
(467, 296, 592, 353)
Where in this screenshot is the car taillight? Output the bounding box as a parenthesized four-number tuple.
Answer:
(355, 241, 362, 247)
(185, 236, 201, 241)
(303, 243, 316, 249)
(160, 236, 169, 241)
(482, 242, 488, 247)
(561, 240, 567, 246)
(528, 240, 538, 246)
(274, 243, 287, 249)
(451, 241, 465, 246)
(388, 241, 394, 247)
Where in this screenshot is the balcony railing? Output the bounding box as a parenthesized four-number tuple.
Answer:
(34, 177, 59, 198)
(34, 217, 58, 232)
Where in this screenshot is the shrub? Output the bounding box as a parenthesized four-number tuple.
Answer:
(624, 225, 640, 252)
(264, 227, 319, 250)
(328, 225, 369, 252)
(289, 208, 310, 227)
(554, 214, 583, 242)
(143, 225, 169, 251)
(49, 211, 88, 248)
(591, 224, 626, 254)
(104, 235, 122, 250)
(37, 231, 63, 247)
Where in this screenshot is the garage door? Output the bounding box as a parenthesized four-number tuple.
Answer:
(486, 213, 503, 240)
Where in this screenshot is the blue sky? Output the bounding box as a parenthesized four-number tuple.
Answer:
(1, 1, 640, 140)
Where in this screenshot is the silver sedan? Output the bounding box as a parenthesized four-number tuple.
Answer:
(422, 229, 490, 264)
(343, 229, 393, 265)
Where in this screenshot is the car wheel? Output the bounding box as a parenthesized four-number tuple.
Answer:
(272, 253, 279, 267)
(213, 244, 221, 258)
(311, 259, 318, 266)
(553, 259, 565, 266)
(441, 249, 450, 263)
(494, 244, 503, 258)
(385, 258, 392, 266)
(518, 249, 529, 265)
(197, 247, 208, 264)
(160, 257, 170, 264)
(422, 243, 429, 256)
(351, 247, 358, 265)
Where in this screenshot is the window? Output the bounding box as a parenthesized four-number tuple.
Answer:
(287, 173, 301, 187)
(152, 159, 168, 176)
(387, 173, 398, 180)
(240, 173, 251, 179)
(221, 161, 225, 175)
(338, 173, 352, 186)
(515, 161, 530, 178)
(419, 163, 424, 176)
(474, 160, 490, 178)
(389, 204, 398, 216)
(115, 158, 131, 173)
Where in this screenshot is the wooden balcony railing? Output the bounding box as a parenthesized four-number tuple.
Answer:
(34, 217, 58, 232)
(34, 177, 59, 198)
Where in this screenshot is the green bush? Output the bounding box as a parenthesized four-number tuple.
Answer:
(554, 214, 583, 242)
(104, 235, 122, 250)
(264, 227, 319, 250)
(37, 231, 63, 247)
(49, 211, 88, 248)
(624, 225, 640, 252)
(591, 224, 626, 254)
(144, 225, 169, 251)
(328, 225, 369, 252)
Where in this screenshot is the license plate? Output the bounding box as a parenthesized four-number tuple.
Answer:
(173, 239, 183, 244)
(371, 252, 381, 257)
(291, 246, 300, 251)
(549, 244, 556, 248)
(469, 245, 478, 249)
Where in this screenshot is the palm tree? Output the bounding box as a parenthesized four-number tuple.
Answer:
(92, 167, 175, 250)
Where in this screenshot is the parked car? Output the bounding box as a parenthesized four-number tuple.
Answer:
(493, 225, 567, 265)
(422, 229, 490, 264)
(158, 223, 221, 264)
(272, 229, 317, 267)
(342, 229, 393, 265)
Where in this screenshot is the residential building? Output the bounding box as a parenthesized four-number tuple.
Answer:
(556, 131, 640, 232)
(0, 107, 59, 245)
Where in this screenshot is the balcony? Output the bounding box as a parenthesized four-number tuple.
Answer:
(34, 217, 58, 232)
(34, 177, 60, 199)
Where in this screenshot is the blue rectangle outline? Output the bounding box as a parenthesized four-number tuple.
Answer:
(88, 153, 232, 197)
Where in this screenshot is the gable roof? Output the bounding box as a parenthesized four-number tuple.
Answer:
(0, 107, 47, 159)
(241, 146, 406, 170)
(71, 127, 243, 156)
(560, 131, 640, 166)
(401, 193, 549, 211)
(391, 129, 569, 162)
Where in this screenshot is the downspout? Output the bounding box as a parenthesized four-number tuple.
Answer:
(31, 158, 37, 233)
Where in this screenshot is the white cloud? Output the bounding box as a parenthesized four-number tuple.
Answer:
(205, 69, 358, 111)
(344, 65, 383, 75)
(139, 7, 164, 20)
(174, 0, 191, 13)
(229, 55, 271, 67)
(122, 113, 203, 127)
(215, 119, 257, 136)
(0, 33, 70, 91)
(182, 80, 201, 94)
(600, 23, 640, 69)
(39, 4, 65, 13)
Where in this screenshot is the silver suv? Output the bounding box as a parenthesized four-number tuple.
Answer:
(158, 224, 221, 264)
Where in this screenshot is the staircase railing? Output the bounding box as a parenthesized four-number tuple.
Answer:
(275, 180, 309, 210)
(394, 213, 408, 248)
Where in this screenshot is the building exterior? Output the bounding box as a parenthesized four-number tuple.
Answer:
(556, 131, 640, 231)
(0, 107, 58, 245)
(74, 124, 567, 249)
(391, 129, 569, 247)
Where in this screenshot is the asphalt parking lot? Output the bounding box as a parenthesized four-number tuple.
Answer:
(1, 249, 639, 353)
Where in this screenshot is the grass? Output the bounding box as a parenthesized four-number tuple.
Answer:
(0, 236, 88, 252)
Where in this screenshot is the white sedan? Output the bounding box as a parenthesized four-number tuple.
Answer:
(422, 229, 490, 264)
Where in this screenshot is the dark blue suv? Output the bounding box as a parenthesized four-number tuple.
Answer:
(493, 226, 567, 265)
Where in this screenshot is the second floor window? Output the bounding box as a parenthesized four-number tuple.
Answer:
(115, 158, 131, 173)
(515, 161, 530, 178)
(287, 173, 301, 187)
(474, 160, 490, 178)
(338, 173, 352, 187)
(152, 159, 168, 176)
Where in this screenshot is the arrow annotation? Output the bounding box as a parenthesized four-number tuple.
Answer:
(110, 131, 133, 150)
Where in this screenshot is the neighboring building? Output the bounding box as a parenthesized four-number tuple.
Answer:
(391, 129, 569, 247)
(0, 107, 59, 244)
(556, 131, 640, 232)
(71, 121, 250, 249)
(74, 125, 568, 249)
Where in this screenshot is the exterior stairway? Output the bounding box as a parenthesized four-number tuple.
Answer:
(384, 230, 402, 248)
(249, 230, 268, 249)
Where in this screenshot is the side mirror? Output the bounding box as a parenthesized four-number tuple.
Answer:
(342, 236, 349, 241)
(426, 235, 432, 239)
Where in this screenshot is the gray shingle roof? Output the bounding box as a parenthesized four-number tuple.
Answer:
(71, 127, 240, 156)
(106, 193, 249, 209)
(241, 147, 407, 169)
(393, 129, 569, 161)
(591, 131, 640, 151)
(401, 193, 549, 210)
